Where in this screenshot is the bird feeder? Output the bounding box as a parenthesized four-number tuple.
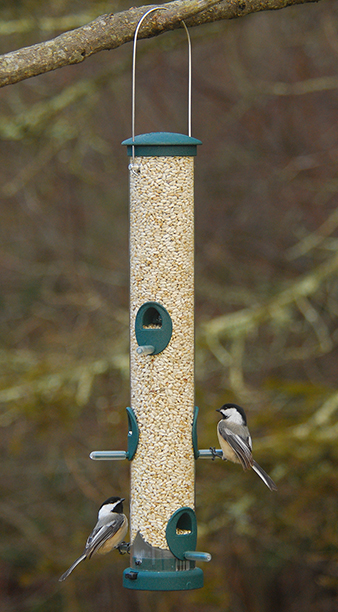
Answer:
(90, 7, 220, 591)
(121, 128, 203, 591)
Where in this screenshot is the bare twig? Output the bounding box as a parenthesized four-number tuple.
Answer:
(202, 251, 338, 341)
(257, 75, 338, 96)
(287, 204, 338, 260)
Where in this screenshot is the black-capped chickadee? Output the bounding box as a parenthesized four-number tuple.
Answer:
(212, 403, 277, 492)
(59, 496, 128, 582)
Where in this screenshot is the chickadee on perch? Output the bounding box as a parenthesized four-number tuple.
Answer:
(212, 403, 277, 492)
(59, 496, 128, 582)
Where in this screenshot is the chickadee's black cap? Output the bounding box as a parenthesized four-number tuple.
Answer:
(217, 403, 247, 425)
(100, 496, 125, 510)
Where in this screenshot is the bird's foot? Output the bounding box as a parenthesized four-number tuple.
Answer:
(210, 447, 221, 461)
(117, 541, 130, 555)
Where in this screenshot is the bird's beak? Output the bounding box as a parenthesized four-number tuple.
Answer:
(216, 409, 221, 413)
(120, 498, 125, 502)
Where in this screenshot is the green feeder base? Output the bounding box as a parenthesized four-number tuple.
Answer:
(123, 567, 204, 591)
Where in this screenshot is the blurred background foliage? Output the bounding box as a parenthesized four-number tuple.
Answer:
(1, 0, 338, 610)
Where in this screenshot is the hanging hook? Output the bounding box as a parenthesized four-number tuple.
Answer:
(130, 6, 167, 174)
(129, 8, 192, 174)
(182, 20, 192, 138)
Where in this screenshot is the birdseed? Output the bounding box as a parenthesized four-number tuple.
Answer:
(129, 155, 195, 549)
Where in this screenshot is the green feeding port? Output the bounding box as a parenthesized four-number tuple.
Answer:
(166, 507, 197, 560)
(192, 406, 199, 459)
(122, 132, 202, 157)
(135, 302, 172, 355)
(123, 508, 204, 591)
(126, 407, 139, 461)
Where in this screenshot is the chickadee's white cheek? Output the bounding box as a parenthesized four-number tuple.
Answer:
(225, 409, 245, 426)
(98, 504, 116, 520)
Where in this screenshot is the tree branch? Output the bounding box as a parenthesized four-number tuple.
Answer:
(0, 0, 320, 88)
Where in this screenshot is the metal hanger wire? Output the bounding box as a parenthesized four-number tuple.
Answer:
(130, 7, 192, 171)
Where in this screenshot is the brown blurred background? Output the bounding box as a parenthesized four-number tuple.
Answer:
(1, 1, 338, 610)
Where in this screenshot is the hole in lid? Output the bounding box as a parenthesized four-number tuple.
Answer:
(176, 512, 192, 535)
(142, 307, 162, 329)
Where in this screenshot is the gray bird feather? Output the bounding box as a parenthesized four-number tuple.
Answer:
(216, 406, 277, 491)
(59, 509, 128, 582)
(217, 420, 253, 469)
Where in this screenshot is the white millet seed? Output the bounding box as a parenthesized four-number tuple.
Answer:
(130, 156, 195, 549)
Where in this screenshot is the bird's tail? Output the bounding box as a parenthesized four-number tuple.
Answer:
(252, 460, 277, 492)
(59, 553, 87, 582)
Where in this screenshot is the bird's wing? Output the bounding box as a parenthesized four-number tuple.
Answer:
(85, 514, 125, 557)
(218, 422, 253, 469)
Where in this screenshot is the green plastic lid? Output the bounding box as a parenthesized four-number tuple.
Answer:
(122, 132, 202, 157)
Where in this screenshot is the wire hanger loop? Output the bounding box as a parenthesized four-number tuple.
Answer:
(130, 7, 192, 173)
